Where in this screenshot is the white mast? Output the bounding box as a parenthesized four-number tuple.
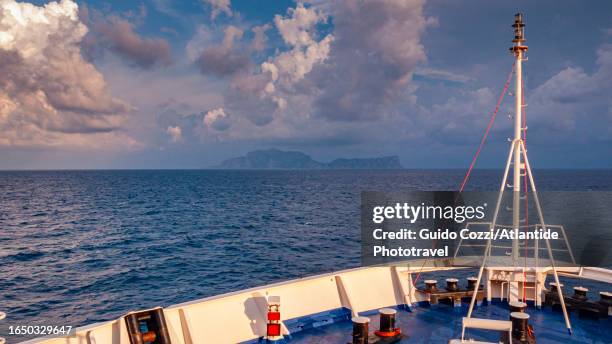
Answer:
(511, 13, 527, 264)
(466, 13, 573, 334)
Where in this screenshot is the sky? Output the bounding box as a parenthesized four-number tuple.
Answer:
(0, 0, 611, 169)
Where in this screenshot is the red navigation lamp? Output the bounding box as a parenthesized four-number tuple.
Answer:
(267, 322, 281, 337)
(266, 296, 282, 339)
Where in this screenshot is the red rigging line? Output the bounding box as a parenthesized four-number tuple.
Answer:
(414, 64, 516, 287)
(459, 62, 516, 193)
(412, 258, 429, 286)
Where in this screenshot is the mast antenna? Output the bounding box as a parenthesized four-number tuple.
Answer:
(510, 12, 527, 265)
(465, 13, 575, 336)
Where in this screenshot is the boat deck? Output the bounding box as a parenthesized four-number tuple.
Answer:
(289, 300, 611, 344)
(16, 267, 612, 343)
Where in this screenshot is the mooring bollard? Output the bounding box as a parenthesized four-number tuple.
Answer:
(467, 277, 479, 290)
(374, 308, 402, 340)
(573, 286, 588, 301)
(352, 316, 370, 344)
(549, 282, 563, 293)
(510, 311, 530, 342)
(509, 301, 527, 314)
(425, 279, 438, 292)
(599, 292, 612, 316)
(445, 278, 458, 292)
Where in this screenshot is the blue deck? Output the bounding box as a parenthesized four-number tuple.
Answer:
(279, 272, 612, 343)
(287, 300, 611, 344)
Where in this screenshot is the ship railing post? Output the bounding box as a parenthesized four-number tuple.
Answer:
(520, 141, 572, 334)
(554, 224, 576, 265)
(0, 310, 5, 344)
(467, 142, 516, 318)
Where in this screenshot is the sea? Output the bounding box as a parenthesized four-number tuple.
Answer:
(1, 169, 611, 341)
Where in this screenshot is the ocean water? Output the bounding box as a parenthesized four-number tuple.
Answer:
(1, 169, 611, 341)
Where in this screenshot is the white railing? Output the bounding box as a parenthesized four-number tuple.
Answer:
(453, 222, 575, 266)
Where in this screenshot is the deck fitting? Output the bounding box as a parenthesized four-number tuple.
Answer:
(543, 285, 610, 318)
(417, 278, 484, 307)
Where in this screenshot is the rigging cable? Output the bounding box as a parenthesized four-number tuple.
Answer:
(459, 62, 516, 193)
(413, 62, 516, 287)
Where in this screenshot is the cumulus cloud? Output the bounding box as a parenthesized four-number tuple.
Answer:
(155, 101, 233, 145)
(81, 6, 172, 69)
(275, 3, 325, 47)
(166, 126, 183, 142)
(190, 0, 435, 147)
(204, 108, 231, 131)
(156, 100, 206, 143)
(219, 3, 332, 127)
(225, 73, 281, 126)
(218, 0, 432, 137)
(0, 0, 134, 148)
(203, 0, 232, 19)
(184, 4, 331, 129)
(310, 0, 432, 121)
(529, 41, 612, 133)
(251, 24, 271, 51)
(270, 3, 333, 84)
(196, 25, 251, 77)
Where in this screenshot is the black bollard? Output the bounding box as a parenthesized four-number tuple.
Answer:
(352, 316, 370, 344)
(599, 291, 612, 304)
(549, 282, 563, 294)
(446, 278, 459, 292)
(573, 286, 588, 301)
(424, 279, 438, 292)
(600, 292, 612, 316)
(509, 301, 527, 314)
(467, 277, 479, 290)
(378, 308, 396, 333)
(510, 311, 530, 342)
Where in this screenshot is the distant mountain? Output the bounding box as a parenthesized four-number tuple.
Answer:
(219, 149, 325, 169)
(215, 149, 402, 169)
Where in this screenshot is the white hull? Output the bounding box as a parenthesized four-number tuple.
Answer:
(22, 263, 612, 344)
